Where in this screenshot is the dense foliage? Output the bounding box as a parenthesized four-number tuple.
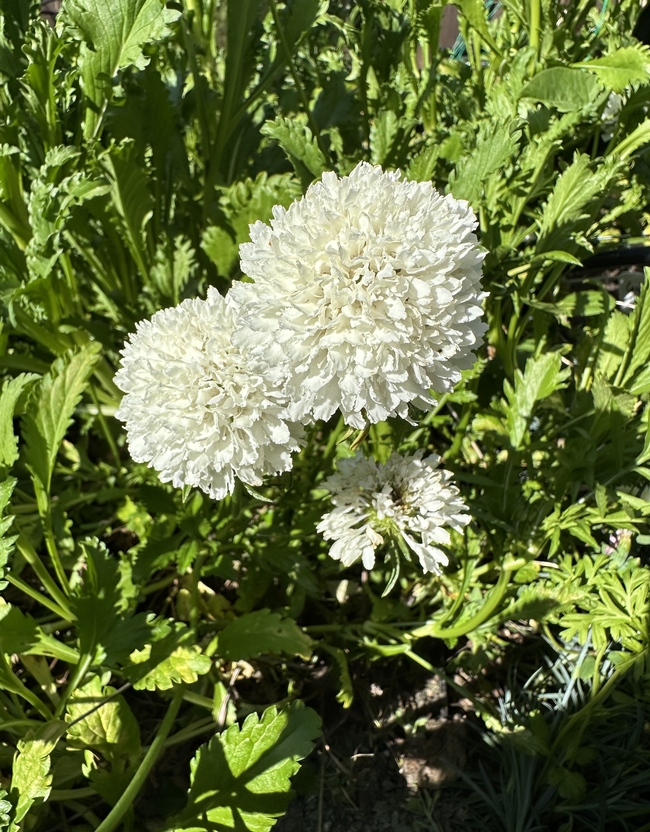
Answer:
(1, 0, 650, 829)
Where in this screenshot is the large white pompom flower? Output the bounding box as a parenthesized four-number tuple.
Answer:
(231, 161, 486, 429)
(115, 288, 302, 500)
(317, 450, 470, 574)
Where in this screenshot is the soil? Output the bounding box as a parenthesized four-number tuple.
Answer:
(275, 658, 477, 832)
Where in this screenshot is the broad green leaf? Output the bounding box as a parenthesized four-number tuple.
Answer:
(555, 291, 614, 318)
(124, 621, 211, 690)
(62, 0, 180, 139)
(66, 676, 141, 804)
(574, 45, 650, 94)
(170, 702, 321, 832)
(9, 721, 66, 830)
(597, 310, 630, 380)
(0, 374, 38, 468)
(66, 676, 141, 762)
(216, 610, 312, 661)
(521, 67, 603, 112)
(503, 352, 570, 448)
(261, 117, 327, 188)
(22, 343, 102, 501)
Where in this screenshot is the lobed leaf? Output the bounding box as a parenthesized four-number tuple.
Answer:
(170, 702, 321, 832)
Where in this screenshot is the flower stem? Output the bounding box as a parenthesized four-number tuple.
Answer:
(529, 0, 541, 55)
(94, 686, 185, 832)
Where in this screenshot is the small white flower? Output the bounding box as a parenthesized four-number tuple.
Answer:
(231, 161, 486, 429)
(317, 450, 470, 574)
(115, 288, 302, 500)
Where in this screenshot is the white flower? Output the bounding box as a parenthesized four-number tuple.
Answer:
(115, 288, 302, 500)
(231, 161, 486, 429)
(317, 450, 470, 574)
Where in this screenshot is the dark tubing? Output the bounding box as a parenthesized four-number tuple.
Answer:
(580, 246, 650, 270)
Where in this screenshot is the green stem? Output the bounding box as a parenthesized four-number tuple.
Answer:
(16, 534, 74, 616)
(89, 385, 121, 468)
(55, 653, 93, 718)
(268, 0, 330, 167)
(529, 0, 541, 55)
(4, 573, 73, 622)
(95, 686, 185, 832)
(428, 564, 517, 640)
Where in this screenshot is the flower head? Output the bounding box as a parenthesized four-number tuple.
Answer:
(115, 288, 302, 500)
(317, 450, 470, 573)
(232, 161, 486, 429)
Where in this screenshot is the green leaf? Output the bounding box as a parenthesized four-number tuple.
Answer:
(22, 343, 102, 500)
(9, 721, 67, 830)
(0, 602, 76, 661)
(0, 477, 16, 582)
(548, 767, 587, 801)
(101, 141, 154, 277)
(216, 610, 313, 661)
(171, 702, 321, 832)
(573, 45, 650, 94)
(405, 142, 439, 182)
(202, 173, 301, 276)
(536, 153, 617, 255)
(124, 621, 211, 690)
(0, 373, 38, 468)
(503, 352, 570, 448)
(261, 116, 327, 188)
(453, 0, 501, 55)
(521, 67, 603, 112)
(70, 540, 148, 664)
(62, 0, 180, 139)
(66, 676, 141, 804)
(448, 119, 520, 206)
(370, 110, 399, 166)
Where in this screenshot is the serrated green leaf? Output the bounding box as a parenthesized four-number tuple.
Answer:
(503, 352, 570, 448)
(448, 119, 520, 206)
(370, 110, 399, 166)
(0, 477, 16, 580)
(405, 143, 439, 182)
(70, 540, 150, 665)
(521, 67, 603, 112)
(202, 173, 301, 276)
(170, 702, 321, 832)
(0, 602, 76, 661)
(124, 621, 211, 690)
(0, 374, 38, 468)
(216, 610, 312, 661)
(101, 141, 154, 277)
(536, 153, 617, 254)
(62, 0, 180, 139)
(66, 676, 141, 803)
(574, 45, 650, 94)
(22, 344, 102, 501)
(261, 117, 327, 188)
(9, 720, 66, 831)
